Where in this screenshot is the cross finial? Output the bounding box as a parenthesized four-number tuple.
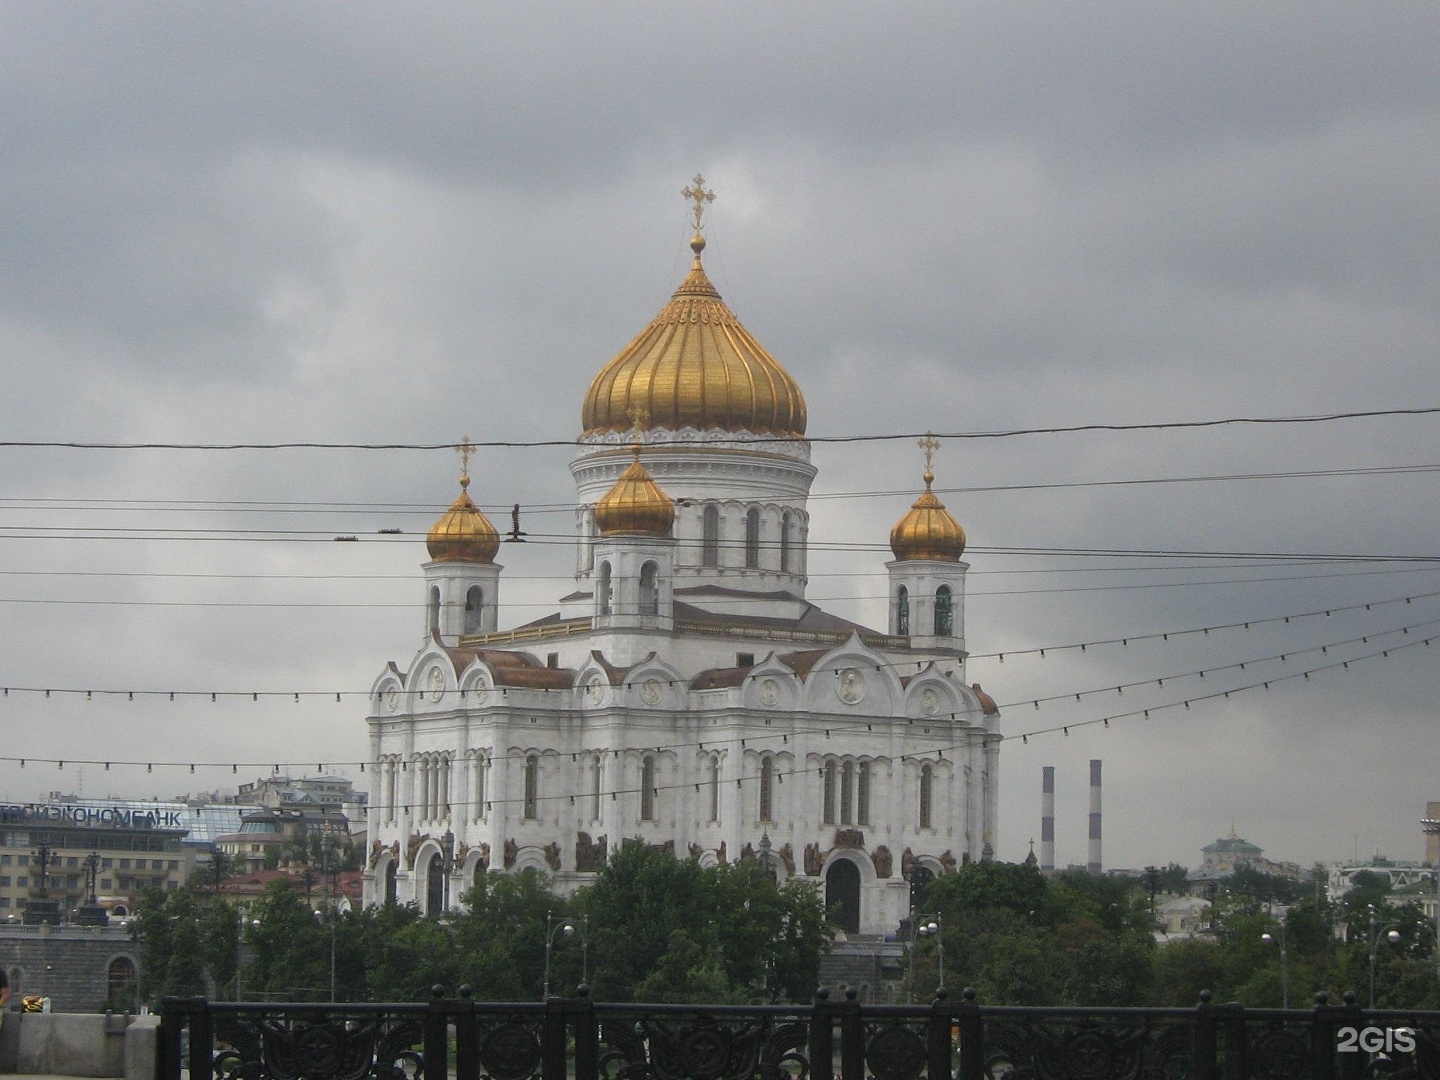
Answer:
(918, 431, 940, 486)
(626, 406, 649, 456)
(682, 174, 716, 233)
(456, 436, 475, 491)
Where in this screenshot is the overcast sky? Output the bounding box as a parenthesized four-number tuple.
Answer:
(1, 2, 1437, 874)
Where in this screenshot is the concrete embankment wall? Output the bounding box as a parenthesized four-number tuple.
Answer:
(0, 1012, 159, 1080)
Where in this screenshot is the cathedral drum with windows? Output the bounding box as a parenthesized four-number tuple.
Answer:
(363, 184, 1001, 937)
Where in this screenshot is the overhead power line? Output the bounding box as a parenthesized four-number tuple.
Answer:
(1, 405, 1437, 452)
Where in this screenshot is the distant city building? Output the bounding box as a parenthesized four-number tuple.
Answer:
(216, 807, 353, 873)
(1326, 859, 1433, 903)
(1186, 828, 1300, 897)
(215, 867, 363, 914)
(235, 773, 367, 819)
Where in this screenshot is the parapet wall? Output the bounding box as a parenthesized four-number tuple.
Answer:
(1, 924, 142, 1012)
(0, 1011, 159, 1079)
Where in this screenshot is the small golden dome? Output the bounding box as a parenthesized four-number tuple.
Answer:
(427, 474, 500, 563)
(595, 451, 675, 537)
(890, 468, 966, 562)
(581, 236, 807, 438)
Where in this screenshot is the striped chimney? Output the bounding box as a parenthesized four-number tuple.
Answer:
(1041, 766, 1055, 871)
(1088, 759, 1102, 873)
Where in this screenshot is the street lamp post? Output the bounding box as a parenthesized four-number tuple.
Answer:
(1421, 818, 1440, 986)
(543, 912, 588, 999)
(235, 916, 260, 1002)
(907, 911, 944, 1002)
(1261, 918, 1290, 1008)
(1367, 905, 1403, 1009)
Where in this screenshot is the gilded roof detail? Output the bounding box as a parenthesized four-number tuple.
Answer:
(594, 451, 676, 537)
(890, 468, 966, 562)
(581, 237, 807, 438)
(426, 473, 500, 564)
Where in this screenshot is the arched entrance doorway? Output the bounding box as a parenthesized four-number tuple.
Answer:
(825, 859, 861, 934)
(425, 853, 445, 915)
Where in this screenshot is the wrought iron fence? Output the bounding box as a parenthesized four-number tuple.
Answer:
(160, 985, 1440, 1080)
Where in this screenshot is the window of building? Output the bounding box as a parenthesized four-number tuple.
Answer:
(702, 505, 720, 567)
(101, 879, 112, 891)
(463, 585, 484, 635)
(590, 757, 602, 822)
(596, 562, 612, 617)
(934, 586, 953, 637)
(919, 764, 933, 829)
(428, 586, 441, 635)
(840, 761, 855, 825)
(759, 758, 774, 824)
(0, 876, 9, 887)
(524, 755, 539, 820)
(708, 756, 720, 823)
(780, 512, 792, 572)
(0, 898, 9, 908)
(858, 761, 872, 826)
(896, 586, 910, 635)
(822, 761, 837, 825)
(0, 855, 9, 865)
(67, 857, 78, 868)
(640, 756, 656, 821)
(639, 561, 659, 616)
(744, 507, 761, 568)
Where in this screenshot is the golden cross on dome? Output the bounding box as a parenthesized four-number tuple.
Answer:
(456, 436, 475, 489)
(918, 431, 940, 472)
(626, 406, 650, 453)
(682, 174, 716, 232)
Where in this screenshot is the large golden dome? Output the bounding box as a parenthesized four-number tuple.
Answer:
(581, 235, 807, 438)
(595, 450, 675, 537)
(890, 468, 966, 562)
(426, 474, 500, 563)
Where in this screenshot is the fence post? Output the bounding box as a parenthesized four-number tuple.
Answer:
(955, 987, 983, 1080)
(571, 985, 598, 1080)
(1335, 992, 1365, 1080)
(423, 985, 449, 1080)
(542, 992, 570, 1080)
(1219, 1001, 1247, 1080)
(1192, 991, 1217, 1080)
(927, 988, 953, 1080)
(838, 987, 864, 1080)
(158, 998, 192, 1080)
(454, 987, 479, 1080)
(809, 988, 836, 1080)
(185, 997, 213, 1080)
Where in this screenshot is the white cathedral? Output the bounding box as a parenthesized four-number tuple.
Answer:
(362, 184, 1001, 937)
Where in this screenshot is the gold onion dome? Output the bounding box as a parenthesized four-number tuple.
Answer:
(427, 472, 500, 564)
(581, 233, 807, 438)
(595, 450, 676, 537)
(890, 468, 966, 562)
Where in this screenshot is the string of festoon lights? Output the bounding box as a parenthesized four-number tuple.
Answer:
(1, 612, 1435, 790)
(0, 585, 1434, 703)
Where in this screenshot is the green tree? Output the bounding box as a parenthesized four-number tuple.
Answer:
(452, 868, 567, 1000)
(247, 879, 331, 1000)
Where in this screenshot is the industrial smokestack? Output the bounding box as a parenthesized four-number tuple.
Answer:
(1041, 767, 1055, 871)
(1088, 759, 1102, 873)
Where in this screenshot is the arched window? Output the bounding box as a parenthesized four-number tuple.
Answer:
(524, 755, 539, 820)
(639, 561, 659, 616)
(822, 760, 837, 824)
(896, 586, 910, 635)
(780, 512, 792, 572)
(745, 507, 761, 568)
(919, 764, 933, 829)
(640, 756, 656, 821)
(107, 957, 137, 1012)
(427, 586, 441, 635)
(934, 585, 953, 637)
(463, 585, 483, 635)
(840, 760, 855, 825)
(702, 505, 720, 566)
(597, 562, 612, 617)
(473, 754, 487, 821)
(857, 761, 872, 826)
(759, 758, 774, 824)
(590, 757, 603, 822)
(709, 756, 721, 822)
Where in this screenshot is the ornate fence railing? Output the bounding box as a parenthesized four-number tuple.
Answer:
(160, 986, 1440, 1080)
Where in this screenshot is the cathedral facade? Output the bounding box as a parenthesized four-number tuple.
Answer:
(362, 194, 1001, 937)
